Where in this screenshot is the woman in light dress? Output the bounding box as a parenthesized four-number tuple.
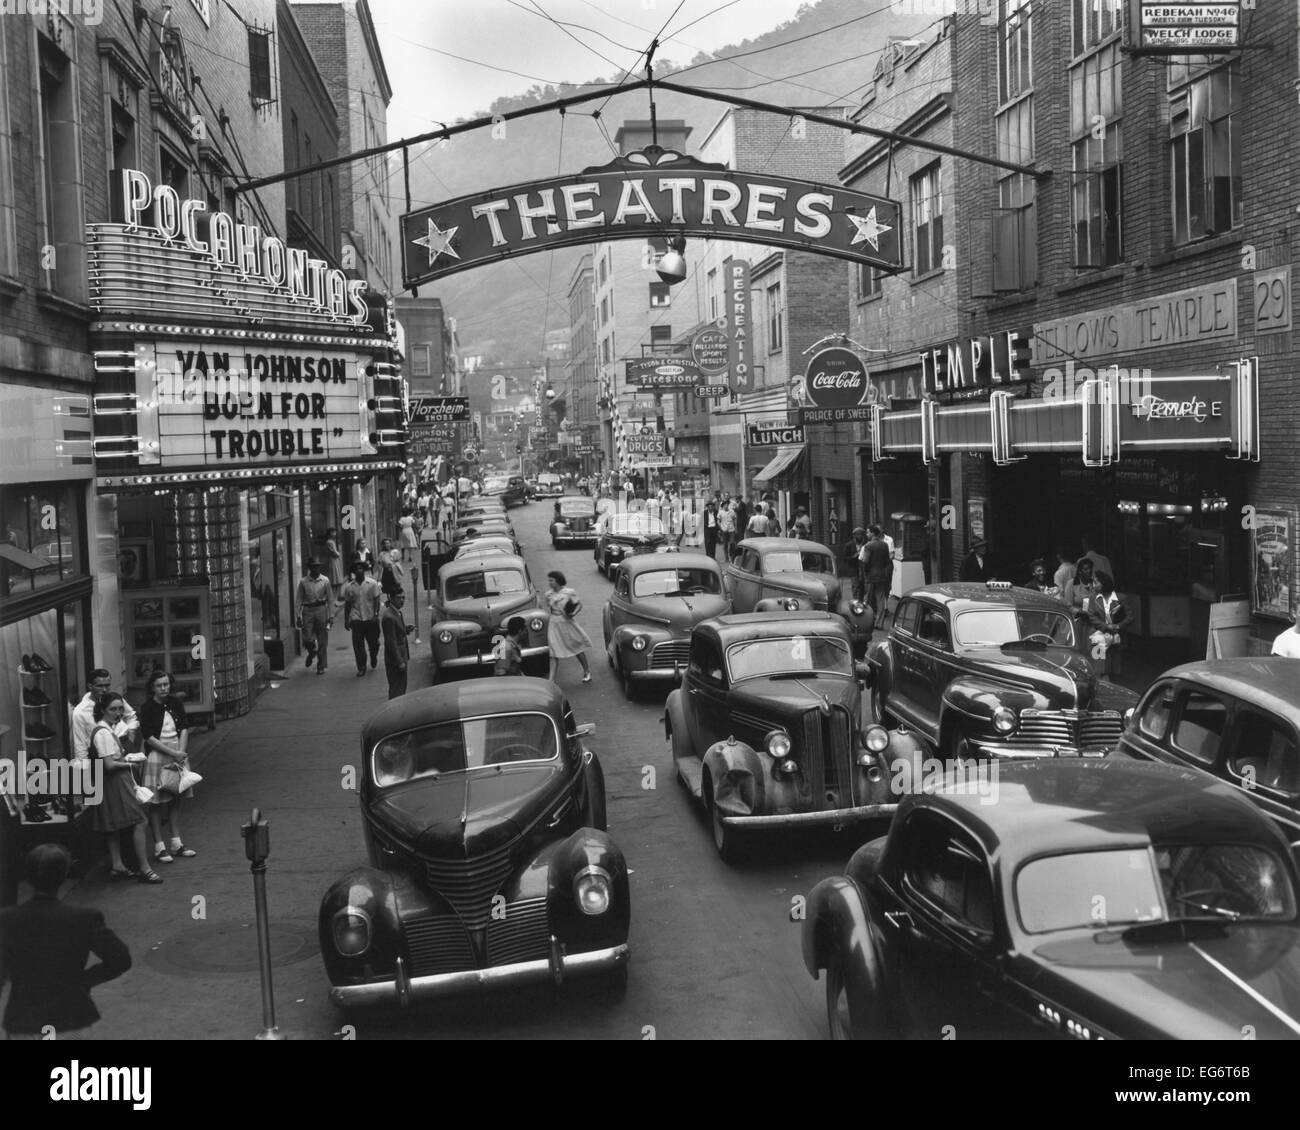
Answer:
(544, 571, 592, 684)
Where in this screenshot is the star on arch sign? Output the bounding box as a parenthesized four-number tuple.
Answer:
(846, 206, 892, 251)
(414, 218, 460, 264)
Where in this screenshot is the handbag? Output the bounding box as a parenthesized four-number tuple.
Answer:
(133, 784, 156, 804)
(563, 596, 582, 619)
(158, 761, 203, 796)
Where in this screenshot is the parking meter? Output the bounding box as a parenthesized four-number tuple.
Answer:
(242, 807, 270, 864)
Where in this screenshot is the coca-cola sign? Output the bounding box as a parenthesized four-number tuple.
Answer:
(804, 346, 868, 411)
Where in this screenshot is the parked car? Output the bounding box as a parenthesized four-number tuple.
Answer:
(550, 496, 598, 548)
(429, 553, 549, 681)
(319, 678, 630, 1010)
(594, 511, 673, 580)
(454, 535, 515, 560)
(603, 554, 729, 699)
(803, 757, 1300, 1040)
(865, 581, 1124, 760)
(535, 472, 564, 498)
(724, 538, 874, 652)
(1113, 658, 1300, 845)
(481, 475, 510, 497)
(664, 612, 924, 861)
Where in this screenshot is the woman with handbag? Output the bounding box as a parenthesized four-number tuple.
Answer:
(138, 670, 199, 866)
(544, 571, 592, 684)
(87, 692, 163, 884)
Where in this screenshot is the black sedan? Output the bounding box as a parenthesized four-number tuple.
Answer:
(593, 510, 673, 580)
(319, 679, 630, 1009)
(803, 757, 1300, 1039)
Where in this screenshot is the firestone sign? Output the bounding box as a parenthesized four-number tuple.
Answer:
(400, 146, 902, 288)
(625, 358, 703, 388)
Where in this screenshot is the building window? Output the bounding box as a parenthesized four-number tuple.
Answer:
(248, 28, 273, 105)
(411, 345, 431, 377)
(1070, 42, 1123, 267)
(599, 257, 607, 285)
(1072, 0, 1121, 56)
(649, 281, 671, 307)
(910, 164, 943, 276)
(37, 40, 81, 297)
(766, 282, 782, 351)
(998, 0, 1032, 104)
(1169, 60, 1240, 246)
(993, 94, 1036, 289)
(707, 267, 718, 320)
(856, 263, 882, 300)
(650, 325, 672, 349)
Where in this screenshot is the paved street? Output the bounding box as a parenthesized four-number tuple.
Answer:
(66, 497, 864, 1040)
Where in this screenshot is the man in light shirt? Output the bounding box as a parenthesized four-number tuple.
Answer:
(1271, 608, 1300, 657)
(71, 669, 139, 761)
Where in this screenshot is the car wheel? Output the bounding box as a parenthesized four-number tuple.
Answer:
(620, 658, 638, 701)
(870, 681, 889, 726)
(703, 776, 745, 863)
(825, 953, 869, 1040)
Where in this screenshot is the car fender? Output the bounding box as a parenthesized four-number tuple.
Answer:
(702, 738, 766, 817)
(878, 727, 930, 799)
(612, 624, 671, 668)
(755, 594, 813, 612)
(836, 596, 876, 636)
(866, 640, 895, 695)
(803, 875, 881, 980)
(318, 866, 422, 984)
(941, 677, 1049, 746)
(664, 688, 688, 746)
(429, 618, 489, 659)
(535, 827, 632, 949)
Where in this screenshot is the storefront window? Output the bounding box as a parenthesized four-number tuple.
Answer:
(1, 483, 84, 596)
(0, 595, 91, 760)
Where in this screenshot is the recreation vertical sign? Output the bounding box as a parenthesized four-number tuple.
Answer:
(725, 258, 752, 394)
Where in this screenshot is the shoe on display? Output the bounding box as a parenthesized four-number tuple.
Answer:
(29, 652, 54, 672)
(23, 687, 52, 707)
(23, 803, 50, 823)
(20, 654, 35, 674)
(26, 722, 57, 740)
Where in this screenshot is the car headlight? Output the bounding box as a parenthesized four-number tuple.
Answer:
(437, 629, 453, 644)
(765, 729, 792, 759)
(783, 597, 800, 611)
(992, 706, 1017, 734)
(631, 634, 648, 651)
(573, 866, 612, 916)
(529, 617, 544, 633)
(863, 724, 889, 753)
(331, 907, 371, 956)
(850, 600, 866, 616)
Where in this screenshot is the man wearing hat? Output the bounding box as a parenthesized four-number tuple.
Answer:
(295, 558, 334, 673)
(961, 539, 992, 582)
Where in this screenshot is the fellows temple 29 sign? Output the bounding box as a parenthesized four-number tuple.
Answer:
(400, 146, 902, 288)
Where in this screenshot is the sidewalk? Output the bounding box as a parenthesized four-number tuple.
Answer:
(53, 627, 425, 1039)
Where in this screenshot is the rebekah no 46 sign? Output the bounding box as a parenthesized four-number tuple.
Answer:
(401, 146, 902, 287)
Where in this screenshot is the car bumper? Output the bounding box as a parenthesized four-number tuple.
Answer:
(722, 803, 897, 829)
(975, 743, 1112, 759)
(438, 644, 550, 670)
(329, 941, 630, 1007)
(626, 663, 685, 683)
(554, 532, 596, 544)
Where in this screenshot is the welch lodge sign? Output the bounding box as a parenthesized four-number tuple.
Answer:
(401, 146, 903, 287)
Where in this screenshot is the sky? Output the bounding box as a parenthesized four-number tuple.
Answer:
(368, 0, 814, 144)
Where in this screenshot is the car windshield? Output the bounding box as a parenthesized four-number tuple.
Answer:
(608, 515, 665, 537)
(726, 635, 852, 681)
(953, 607, 1076, 648)
(1017, 844, 1296, 934)
(633, 568, 721, 598)
(559, 500, 595, 517)
(456, 545, 508, 558)
(372, 713, 559, 786)
(444, 568, 527, 600)
(762, 550, 835, 575)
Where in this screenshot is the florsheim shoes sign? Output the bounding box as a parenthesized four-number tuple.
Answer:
(400, 146, 902, 288)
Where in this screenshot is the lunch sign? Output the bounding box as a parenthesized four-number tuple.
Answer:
(401, 146, 903, 288)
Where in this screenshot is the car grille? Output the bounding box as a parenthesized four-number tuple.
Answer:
(402, 896, 552, 974)
(455, 632, 492, 658)
(424, 845, 515, 929)
(649, 640, 689, 669)
(565, 519, 590, 532)
(1005, 708, 1124, 752)
(801, 706, 855, 808)
(402, 913, 477, 975)
(485, 896, 551, 966)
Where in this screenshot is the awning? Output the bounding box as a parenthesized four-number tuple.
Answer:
(752, 444, 806, 488)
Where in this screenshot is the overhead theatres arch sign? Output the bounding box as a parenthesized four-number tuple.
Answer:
(401, 146, 903, 288)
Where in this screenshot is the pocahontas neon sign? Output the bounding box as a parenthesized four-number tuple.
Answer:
(400, 145, 903, 288)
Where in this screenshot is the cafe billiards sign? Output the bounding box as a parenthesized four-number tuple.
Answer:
(400, 146, 903, 288)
